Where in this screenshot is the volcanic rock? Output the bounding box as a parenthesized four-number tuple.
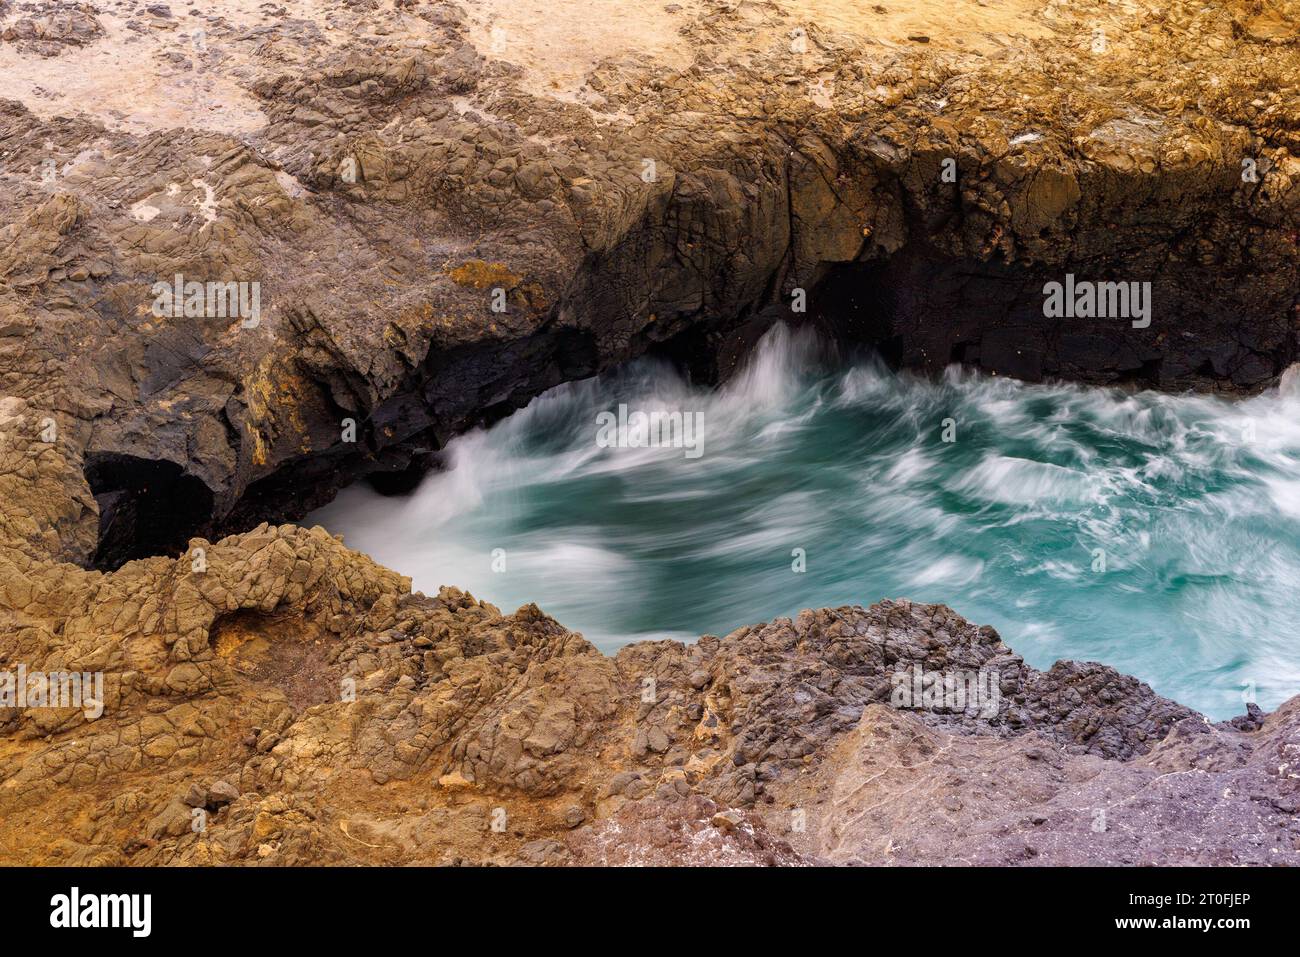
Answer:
(0, 0, 1295, 564)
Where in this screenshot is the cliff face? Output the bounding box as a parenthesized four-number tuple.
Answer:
(1, 522, 1296, 866)
(1, 0, 1299, 866)
(1, 0, 1298, 564)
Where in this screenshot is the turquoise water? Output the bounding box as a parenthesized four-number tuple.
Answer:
(310, 325, 1300, 720)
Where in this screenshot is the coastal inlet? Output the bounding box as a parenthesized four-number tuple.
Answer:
(312, 325, 1300, 721)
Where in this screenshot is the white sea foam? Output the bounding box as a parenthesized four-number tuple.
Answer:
(310, 323, 1300, 720)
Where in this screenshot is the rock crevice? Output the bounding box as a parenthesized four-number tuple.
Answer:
(1, 0, 1298, 865)
(1, 0, 1296, 564)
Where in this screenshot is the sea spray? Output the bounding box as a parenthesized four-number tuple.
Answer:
(311, 325, 1300, 720)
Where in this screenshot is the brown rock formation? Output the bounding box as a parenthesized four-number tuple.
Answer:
(0, 0, 1298, 866)
(1, 523, 1295, 865)
(0, 0, 1297, 564)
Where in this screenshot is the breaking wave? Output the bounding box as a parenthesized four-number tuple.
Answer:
(311, 324, 1300, 719)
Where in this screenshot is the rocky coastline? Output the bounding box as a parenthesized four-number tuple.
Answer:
(2, 522, 1297, 865)
(1, 0, 1298, 865)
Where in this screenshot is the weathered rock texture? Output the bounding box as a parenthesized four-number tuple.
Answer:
(0, 0, 1297, 565)
(1, 0, 1298, 866)
(0, 523, 1296, 865)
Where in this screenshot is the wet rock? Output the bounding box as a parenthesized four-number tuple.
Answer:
(1228, 702, 1267, 732)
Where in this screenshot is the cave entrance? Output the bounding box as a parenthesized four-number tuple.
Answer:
(802, 246, 1181, 388)
(84, 453, 214, 570)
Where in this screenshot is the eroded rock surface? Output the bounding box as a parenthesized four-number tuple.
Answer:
(1, 0, 1297, 867)
(782, 698, 1300, 865)
(1, 523, 1295, 865)
(0, 0, 1297, 564)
